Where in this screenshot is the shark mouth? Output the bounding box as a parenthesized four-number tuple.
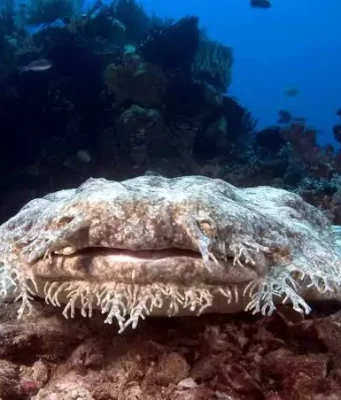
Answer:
(19, 246, 260, 333)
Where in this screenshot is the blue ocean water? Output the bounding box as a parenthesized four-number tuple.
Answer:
(140, 0, 341, 146)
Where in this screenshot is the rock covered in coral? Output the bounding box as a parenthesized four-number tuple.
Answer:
(0, 174, 340, 334)
(116, 105, 170, 166)
(0, 4, 257, 225)
(192, 38, 233, 92)
(35, 385, 94, 400)
(139, 16, 200, 72)
(1, 300, 341, 400)
(104, 55, 167, 107)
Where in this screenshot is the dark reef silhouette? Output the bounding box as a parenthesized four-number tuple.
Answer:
(1, 0, 341, 226)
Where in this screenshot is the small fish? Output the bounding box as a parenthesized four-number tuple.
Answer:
(336, 108, 341, 118)
(277, 109, 292, 124)
(250, 0, 271, 8)
(76, 149, 92, 164)
(18, 59, 52, 73)
(283, 87, 299, 97)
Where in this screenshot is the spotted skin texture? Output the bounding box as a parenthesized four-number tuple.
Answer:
(0, 175, 341, 333)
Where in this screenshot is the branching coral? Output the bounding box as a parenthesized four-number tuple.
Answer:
(192, 36, 233, 92)
(0, 175, 340, 333)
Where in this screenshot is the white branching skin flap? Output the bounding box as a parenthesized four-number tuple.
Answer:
(0, 174, 341, 333)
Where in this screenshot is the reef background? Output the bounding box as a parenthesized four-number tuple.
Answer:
(142, 0, 341, 142)
(1, 0, 341, 225)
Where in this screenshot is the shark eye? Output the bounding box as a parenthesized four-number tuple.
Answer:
(57, 216, 74, 227)
(198, 220, 217, 238)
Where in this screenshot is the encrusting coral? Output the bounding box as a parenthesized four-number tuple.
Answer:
(0, 174, 341, 333)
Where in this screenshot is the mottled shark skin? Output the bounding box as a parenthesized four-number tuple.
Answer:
(0, 175, 341, 333)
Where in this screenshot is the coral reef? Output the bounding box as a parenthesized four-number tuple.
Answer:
(1, 300, 341, 399)
(0, 0, 339, 225)
(104, 55, 167, 107)
(0, 9, 250, 223)
(193, 36, 233, 92)
(139, 16, 200, 73)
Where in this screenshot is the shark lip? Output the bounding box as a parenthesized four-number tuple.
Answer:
(26, 245, 260, 333)
(31, 246, 260, 286)
(52, 246, 202, 260)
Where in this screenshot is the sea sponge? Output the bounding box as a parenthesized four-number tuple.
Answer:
(104, 59, 167, 107)
(0, 175, 340, 333)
